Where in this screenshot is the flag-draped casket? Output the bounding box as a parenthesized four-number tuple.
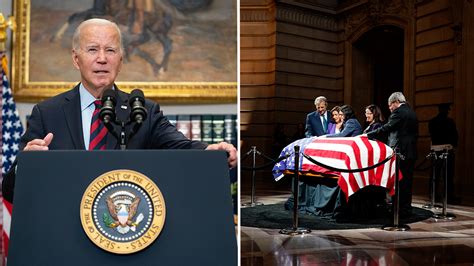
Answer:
(272, 136, 400, 200)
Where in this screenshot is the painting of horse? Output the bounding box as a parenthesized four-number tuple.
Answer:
(28, 0, 237, 83)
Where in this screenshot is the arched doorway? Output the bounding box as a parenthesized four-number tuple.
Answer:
(350, 25, 404, 124)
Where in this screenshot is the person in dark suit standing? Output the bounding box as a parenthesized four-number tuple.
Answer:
(305, 96, 330, 137)
(295, 96, 330, 213)
(429, 103, 459, 203)
(2, 18, 237, 202)
(366, 92, 418, 216)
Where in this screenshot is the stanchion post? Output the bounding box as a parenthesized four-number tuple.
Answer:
(280, 145, 311, 235)
(293, 146, 300, 230)
(423, 151, 441, 209)
(382, 147, 410, 231)
(432, 149, 456, 220)
(242, 146, 263, 207)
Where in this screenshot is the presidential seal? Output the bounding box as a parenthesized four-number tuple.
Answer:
(80, 169, 166, 254)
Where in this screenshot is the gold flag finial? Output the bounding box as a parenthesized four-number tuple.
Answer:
(0, 13, 16, 52)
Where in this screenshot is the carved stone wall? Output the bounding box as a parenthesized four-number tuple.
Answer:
(277, 5, 341, 31)
(273, 3, 344, 138)
(344, 0, 413, 39)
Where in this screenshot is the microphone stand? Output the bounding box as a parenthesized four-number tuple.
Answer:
(119, 121, 127, 150)
(104, 118, 140, 151)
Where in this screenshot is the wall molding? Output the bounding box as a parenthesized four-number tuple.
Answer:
(276, 4, 341, 31)
(241, 7, 275, 22)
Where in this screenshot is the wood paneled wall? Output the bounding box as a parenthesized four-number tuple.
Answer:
(240, 2, 344, 188)
(414, 0, 455, 151)
(274, 4, 344, 129)
(413, 0, 455, 192)
(240, 2, 344, 160)
(240, 0, 277, 187)
(413, 0, 474, 201)
(456, 0, 474, 200)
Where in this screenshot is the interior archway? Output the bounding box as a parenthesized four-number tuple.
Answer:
(351, 25, 404, 125)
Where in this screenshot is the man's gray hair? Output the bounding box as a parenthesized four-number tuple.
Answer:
(314, 96, 327, 106)
(72, 18, 123, 52)
(388, 92, 406, 104)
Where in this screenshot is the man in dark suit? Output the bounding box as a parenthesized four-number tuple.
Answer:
(429, 103, 459, 203)
(366, 92, 418, 216)
(305, 96, 330, 137)
(297, 96, 330, 213)
(2, 18, 236, 202)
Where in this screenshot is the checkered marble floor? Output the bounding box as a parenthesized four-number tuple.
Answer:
(240, 192, 474, 265)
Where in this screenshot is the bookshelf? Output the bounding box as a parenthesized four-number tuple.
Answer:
(166, 114, 238, 146)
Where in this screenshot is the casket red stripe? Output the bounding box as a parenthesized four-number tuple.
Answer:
(301, 137, 401, 200)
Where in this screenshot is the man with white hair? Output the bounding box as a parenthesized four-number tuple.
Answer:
(366, 91, 418, 217)
(305, 96, 330, 137)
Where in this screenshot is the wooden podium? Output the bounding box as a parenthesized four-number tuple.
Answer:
(8, 150, 237, 266)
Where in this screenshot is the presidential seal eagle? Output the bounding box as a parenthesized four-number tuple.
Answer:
(104, 191, 144, 234)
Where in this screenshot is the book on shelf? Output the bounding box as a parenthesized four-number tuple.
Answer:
(224, 114, 237, 146)
(165, 114, 237, 145)
(201, 115, 213, 143)
(190, 115, 202, 141)
(212, 115, 225, 143)
(176, 115, 191, 139)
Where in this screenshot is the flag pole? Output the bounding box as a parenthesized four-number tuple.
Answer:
(1, 13, 19, 265)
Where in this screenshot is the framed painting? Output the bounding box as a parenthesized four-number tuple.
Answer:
(12, 0, 237, 103)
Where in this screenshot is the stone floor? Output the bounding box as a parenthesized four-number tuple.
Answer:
(240, 192, 474, 265)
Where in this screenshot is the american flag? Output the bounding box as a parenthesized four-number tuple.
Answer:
(1, 55, 23, 264)
(272, 136, 399, 200)
(1, 71, 23, 175)
(273, 136, 325, 181)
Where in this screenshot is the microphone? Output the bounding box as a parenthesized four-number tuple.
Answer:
(100, 89, 116, 124)
(129, 89, 147, 124)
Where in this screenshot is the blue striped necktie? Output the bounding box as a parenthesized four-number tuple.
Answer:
(89, 100, 107, 150)
(322, 114, 327, 133)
